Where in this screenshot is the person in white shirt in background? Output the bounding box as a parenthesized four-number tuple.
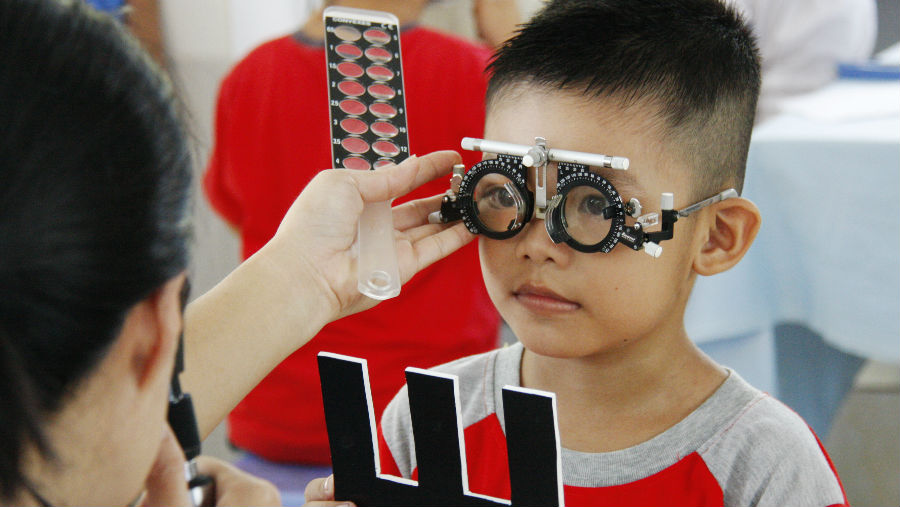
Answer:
(726, 0, 876, 121)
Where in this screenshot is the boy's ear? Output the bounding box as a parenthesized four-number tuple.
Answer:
(693, 197, 761, 276)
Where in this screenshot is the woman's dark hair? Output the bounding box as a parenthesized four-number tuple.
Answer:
(0, 0, 192, 498)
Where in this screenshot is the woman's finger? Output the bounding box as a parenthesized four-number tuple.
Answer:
(402, 223, 450, 245)
(350, 151, 461, 203)
(194, 456, 281, 506)
(392, 194, 446, 231)
(142, 426, 190, 507)
(304, 475, 333, 503)
(408, 222, 476, 274)
(303, 475, 355, 507)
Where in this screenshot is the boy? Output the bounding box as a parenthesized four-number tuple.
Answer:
(376, 1, 848, 505)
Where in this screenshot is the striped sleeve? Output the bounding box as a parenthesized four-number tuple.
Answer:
(700, 393, 847, 507)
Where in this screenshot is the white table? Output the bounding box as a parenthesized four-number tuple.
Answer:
(685, 79, 899, 430)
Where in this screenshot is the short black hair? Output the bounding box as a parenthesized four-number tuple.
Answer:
(0, 0, 191, 499)
(486, 0, 760, 197)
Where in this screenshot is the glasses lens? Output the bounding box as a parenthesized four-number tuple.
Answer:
(562, 185, 613, 246)
(473, 173, 526, 234)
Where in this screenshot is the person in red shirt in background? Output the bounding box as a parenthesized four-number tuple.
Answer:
(204, 0, 512, 490)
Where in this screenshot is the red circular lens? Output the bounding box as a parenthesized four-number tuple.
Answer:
(335, 43, 362, 60)
(365, 47, 392, 63)
(341, 137, 370, 154)
(366, 65, 394, 81)
(368, 83, 395, 100)
(372, 140, 400, 157)
(371, 121, 399, 138)
(339, 99, 367, 116)
(363, 28, 390, 45)
(340, 118, 368, 135)
(337, 80, 365, 97)
(343, 156, 371, 170)
(336, 62, 363, 78)
(369, 102, 397, 119)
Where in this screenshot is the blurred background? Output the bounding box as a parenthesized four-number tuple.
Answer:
(95, 0, 898, 505)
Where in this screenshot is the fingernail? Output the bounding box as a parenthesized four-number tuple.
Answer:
(322, 474, 333, 495)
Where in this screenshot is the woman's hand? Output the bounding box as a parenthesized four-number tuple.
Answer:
(142, 427, 191, 506)
(266, 150, 475, 323)
(142, 426, 280, 506)
(304, 475, 355, 507)
(195, 456, 281, 507)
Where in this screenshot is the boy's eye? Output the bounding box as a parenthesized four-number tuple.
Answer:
(481, 185, 517, 209)
(562, 186, 614, 246)
(576, 193, 609, 218)
(473, 179, 526, 233)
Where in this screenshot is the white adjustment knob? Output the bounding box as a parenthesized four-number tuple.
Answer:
(660, 193, 674, 211)
(643, 241, 663, 258)
(522, 145, 547, 168)
(611, 157, 629, 170)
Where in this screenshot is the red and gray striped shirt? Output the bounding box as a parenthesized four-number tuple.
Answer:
(378, 342, 847, 506)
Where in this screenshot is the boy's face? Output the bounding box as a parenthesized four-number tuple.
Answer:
(480, 84, 705, 359)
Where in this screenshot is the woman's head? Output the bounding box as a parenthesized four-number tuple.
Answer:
(0, 0, 191, 501)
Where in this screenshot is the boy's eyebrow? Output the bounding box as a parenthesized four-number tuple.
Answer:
(590, 165, 643, 196)
(482, 153, 645, 195)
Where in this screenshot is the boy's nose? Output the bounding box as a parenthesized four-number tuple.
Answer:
(514, 217, 572, 267)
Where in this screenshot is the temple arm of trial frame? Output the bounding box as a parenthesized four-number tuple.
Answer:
(624, 189, 740, 257)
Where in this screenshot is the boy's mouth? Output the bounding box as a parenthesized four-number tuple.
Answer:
(513, 283, 581, 313)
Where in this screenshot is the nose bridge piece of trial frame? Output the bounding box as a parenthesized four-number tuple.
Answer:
(525, 137, 549, 218)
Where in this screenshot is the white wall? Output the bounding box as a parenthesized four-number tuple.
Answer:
(161, 0, 316, 62)
(228, 0, 315, 60)
(160, 0, 231, 62)
(157, 1, 318, 298)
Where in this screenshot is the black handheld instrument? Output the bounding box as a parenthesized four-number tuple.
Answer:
(168, 280, 215, 507)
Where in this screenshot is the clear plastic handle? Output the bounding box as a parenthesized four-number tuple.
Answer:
(357, 200, 401, 299)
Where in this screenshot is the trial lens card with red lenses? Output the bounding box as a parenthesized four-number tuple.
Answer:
(325, 8, 410, 171)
